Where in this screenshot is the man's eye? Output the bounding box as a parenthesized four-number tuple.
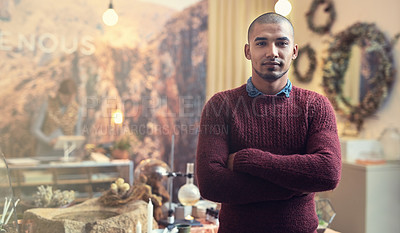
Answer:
(256, 42, 266, 46)
(277, 41, 289, 47)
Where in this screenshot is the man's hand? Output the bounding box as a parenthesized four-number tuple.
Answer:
(228, 152, 237, 171)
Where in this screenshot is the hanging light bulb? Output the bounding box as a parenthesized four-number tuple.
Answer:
(274, 0, 292, 17)
(102, 0, 118, 26)
(112, 109, 124, 125)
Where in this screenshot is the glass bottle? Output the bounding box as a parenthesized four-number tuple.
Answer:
(178, 163, 200, 206)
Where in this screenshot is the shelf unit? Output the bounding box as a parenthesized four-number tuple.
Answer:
(7, 160, 134, 203)
(319, 161, 400, 233)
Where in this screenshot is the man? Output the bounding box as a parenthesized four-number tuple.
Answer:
(32, 79, 82, 157)
(195, 12, 341, 233)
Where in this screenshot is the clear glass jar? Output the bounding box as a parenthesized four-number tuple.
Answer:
(379, 127, 400, 160)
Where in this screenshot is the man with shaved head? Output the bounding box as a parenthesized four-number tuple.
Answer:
(196, 12, 341, 233)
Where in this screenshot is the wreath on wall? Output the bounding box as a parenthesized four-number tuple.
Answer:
(322, 22, 397, 132)
(293, 44, 317, 83)
(306, 0, 336, 34)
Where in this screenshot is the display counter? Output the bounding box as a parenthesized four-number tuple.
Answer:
(6, 159, 133, 204)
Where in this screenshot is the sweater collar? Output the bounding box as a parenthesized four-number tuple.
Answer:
(246, 77, 292, 98)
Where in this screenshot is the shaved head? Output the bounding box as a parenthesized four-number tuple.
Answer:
(247, 12, 294, 42)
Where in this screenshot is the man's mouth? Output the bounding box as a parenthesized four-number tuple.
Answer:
(263, 61, 281, 68)
(262, 60, 281, 66)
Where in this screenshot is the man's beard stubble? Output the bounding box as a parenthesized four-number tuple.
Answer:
(254, 67, 289, 82)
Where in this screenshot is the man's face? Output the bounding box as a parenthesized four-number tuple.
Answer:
(59, 93, 74, 106)
(245, 22, 298, 82)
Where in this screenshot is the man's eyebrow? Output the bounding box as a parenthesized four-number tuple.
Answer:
(254, 36, 290, 42)
(254, 37, 267, 42)
(277, 37, 290, 41)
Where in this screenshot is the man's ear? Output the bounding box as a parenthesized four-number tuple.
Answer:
(292, 44, 298, 60)
(244, 44, 251, 60)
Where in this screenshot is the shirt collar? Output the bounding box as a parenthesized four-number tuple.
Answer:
(246, 77, 292, 98)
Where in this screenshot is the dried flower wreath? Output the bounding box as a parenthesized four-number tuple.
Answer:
(293, 44, 317, 83)
(322, 22, 398, 131)
(306, 0, 336, 34)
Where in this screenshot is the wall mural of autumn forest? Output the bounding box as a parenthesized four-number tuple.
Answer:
(0, 0, 208, 189)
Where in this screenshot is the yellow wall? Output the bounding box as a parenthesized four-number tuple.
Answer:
(207, 0, 273, 99)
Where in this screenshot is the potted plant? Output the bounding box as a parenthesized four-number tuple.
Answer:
(111, 136, 132, 160)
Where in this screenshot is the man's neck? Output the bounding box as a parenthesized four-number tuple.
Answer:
(252, 75, 288, 95)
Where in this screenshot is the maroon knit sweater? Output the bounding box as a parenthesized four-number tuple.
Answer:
(196, 84, 341, 233)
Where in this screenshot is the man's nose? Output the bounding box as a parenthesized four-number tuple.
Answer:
(266, 44, 278, 59)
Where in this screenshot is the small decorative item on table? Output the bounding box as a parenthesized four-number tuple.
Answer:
(205, 208, 219, 225)
(134, 159, 171, 221)
(0, 151, 20, 233)
(316, 198, 336, 233)
(177, 163, 200, 207)
(33, 185, 75, 208)
(184, 215, 194, 223)
(0, 197, 20, 233)
(98, 178, 134, 206)
(175, 223, 191, 233)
